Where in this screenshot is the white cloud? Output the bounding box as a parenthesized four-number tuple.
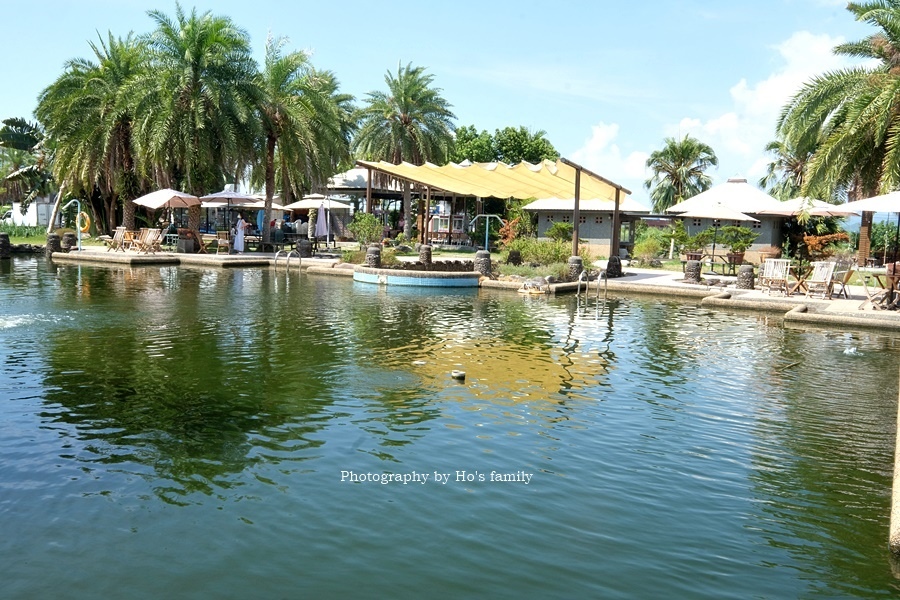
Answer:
(666, 30, 858, 182)
(569, 122, 649, 195)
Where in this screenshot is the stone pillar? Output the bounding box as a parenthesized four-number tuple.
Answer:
(567, 256, 584, 281)
(0, 233, 10, 259)
(46, 233, 62, 256)
(736, 264, 755, 290)
(685, 260, 701, 284)
(606, 255, 623, 278)
(365, 245, 381, 268)
(474, 250, 492, 276)
(418, 244, 432, 266)
(297, 238, 312, 258)
(61, 232, 77, 252)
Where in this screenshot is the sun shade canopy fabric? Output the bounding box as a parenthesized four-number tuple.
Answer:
(356, 159, 631, 202)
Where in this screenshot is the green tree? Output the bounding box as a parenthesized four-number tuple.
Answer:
(493, 126, 559, 163)
(758, 136, 815, 201)
(0, 118, 55, 217)
(777, 0, 900, 199)
(449, 124, 559, 164)
(135, 2, 258, 231)
(644, 134, 718, 213)
(251, 36, 354, 243)
(353, 62, 455, 237)
(36, 32, 146, 231)
(347, 211, 383, 246)
(450, 125, 495, 163)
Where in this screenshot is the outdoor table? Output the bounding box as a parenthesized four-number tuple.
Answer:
(788, 265, 811, 295)
(871, 272, 900, 307)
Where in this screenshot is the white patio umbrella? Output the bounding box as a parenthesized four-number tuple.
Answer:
(757, 196, 859, 217)
(241, 200, 286, 211)
(667, 177, 782, 214)
(282, 197, 352, 210)
(132, 188, 200, 210)
(315, 203, 328, 245)
(679, 203, 758, 263)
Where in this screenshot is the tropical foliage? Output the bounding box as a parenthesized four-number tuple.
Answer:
(0, 118, 54, 212)
(777, 0, 900, 199)
(450, 125, 559, 164)
(32, 3, 354, 236)
(353, 62, 455, 237)
(643, 134, 718, 213)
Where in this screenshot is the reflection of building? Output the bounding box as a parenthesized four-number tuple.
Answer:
(523, 197, 650, 257)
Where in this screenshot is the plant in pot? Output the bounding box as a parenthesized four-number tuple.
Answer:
(719, 225, 758, 264)
(670, 220, 705, 261)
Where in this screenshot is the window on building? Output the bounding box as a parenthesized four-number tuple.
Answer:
(579, 215, 586, 224)
(692, 218, 702, 227)
(594, 216, 603, 224)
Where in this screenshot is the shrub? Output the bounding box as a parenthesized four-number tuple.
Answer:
(631, 237, 662, 265)
(545, 221, 573, 242)
(347, 212, 382, 246)
(503, 237, 593, 266)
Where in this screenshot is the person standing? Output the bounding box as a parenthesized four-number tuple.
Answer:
(233, 212, 249, 254)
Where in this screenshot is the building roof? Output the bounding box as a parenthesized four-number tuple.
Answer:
(356, 158, 631, 202)
(666, 178, 782, 214)
(522, 197, 650, 213)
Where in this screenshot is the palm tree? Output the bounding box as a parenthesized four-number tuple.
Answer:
(643, 134, 718, 213)
(777, 0, 900, 198)
(353, 63, 455, 236)
(252, 36, 354, 242)
(36, 32, 146, 231)
(758, 137, 814, 201)
(134, 3, 258, 229)
(0, 118, 56, 222)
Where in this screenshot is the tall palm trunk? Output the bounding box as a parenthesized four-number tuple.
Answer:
(263, 134, 277, 244)
(124, 200, 136, 230)
(402, 181, 412, 238)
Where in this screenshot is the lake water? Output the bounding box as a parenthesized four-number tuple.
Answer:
(2, 256, 900, 598)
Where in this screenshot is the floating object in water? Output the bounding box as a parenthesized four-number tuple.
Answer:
(517, 280, 549, 295)
(450, 370, 466, 380)
(843, 347, 858, 355)
(412, 360, 426, 365)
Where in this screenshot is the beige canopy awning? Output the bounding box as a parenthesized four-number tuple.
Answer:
(356, 159, 631, 202)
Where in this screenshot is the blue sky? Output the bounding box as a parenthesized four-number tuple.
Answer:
(1, 0, 872, 207)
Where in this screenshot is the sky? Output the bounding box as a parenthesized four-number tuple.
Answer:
(0, 0, 874, 209)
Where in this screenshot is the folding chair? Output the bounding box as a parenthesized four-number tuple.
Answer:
(829, 261, 854, 299)
(758, 258, 790, 295)
(805, 261, 836, 299)
(859, 274, 890, 310)
(216, 230, 231, 254)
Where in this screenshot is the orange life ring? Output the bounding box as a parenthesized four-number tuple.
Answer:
(77, 212, 91, 233)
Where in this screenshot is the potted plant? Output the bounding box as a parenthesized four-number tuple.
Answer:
(720, 225, 758, 264)
(671, 220, 707, 261)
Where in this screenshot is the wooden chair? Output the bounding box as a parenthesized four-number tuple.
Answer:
(216, 230, 231, 254)
(102, 226, 127, 252)
(829, 261, 855, 299)
(758, 258, 790, 295)
(190, 229, 211, 254)
(137, 228, 162, 254)
(860, 274, 890, 310)
(123, 230, 137, 251)
(805, 261, 836, 299)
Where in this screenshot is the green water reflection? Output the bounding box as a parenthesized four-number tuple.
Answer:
(1, 257, 899, 598)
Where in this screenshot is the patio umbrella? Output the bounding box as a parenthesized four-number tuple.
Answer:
(315, 203, 328, 245)
(283, 197, 352, 210)
(667, 177, 782, 214)
(199, 190, 259, 230)
(679, 203, 759, 264)
(757, 196, 859, 218)
(132, 188, 200, 210)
